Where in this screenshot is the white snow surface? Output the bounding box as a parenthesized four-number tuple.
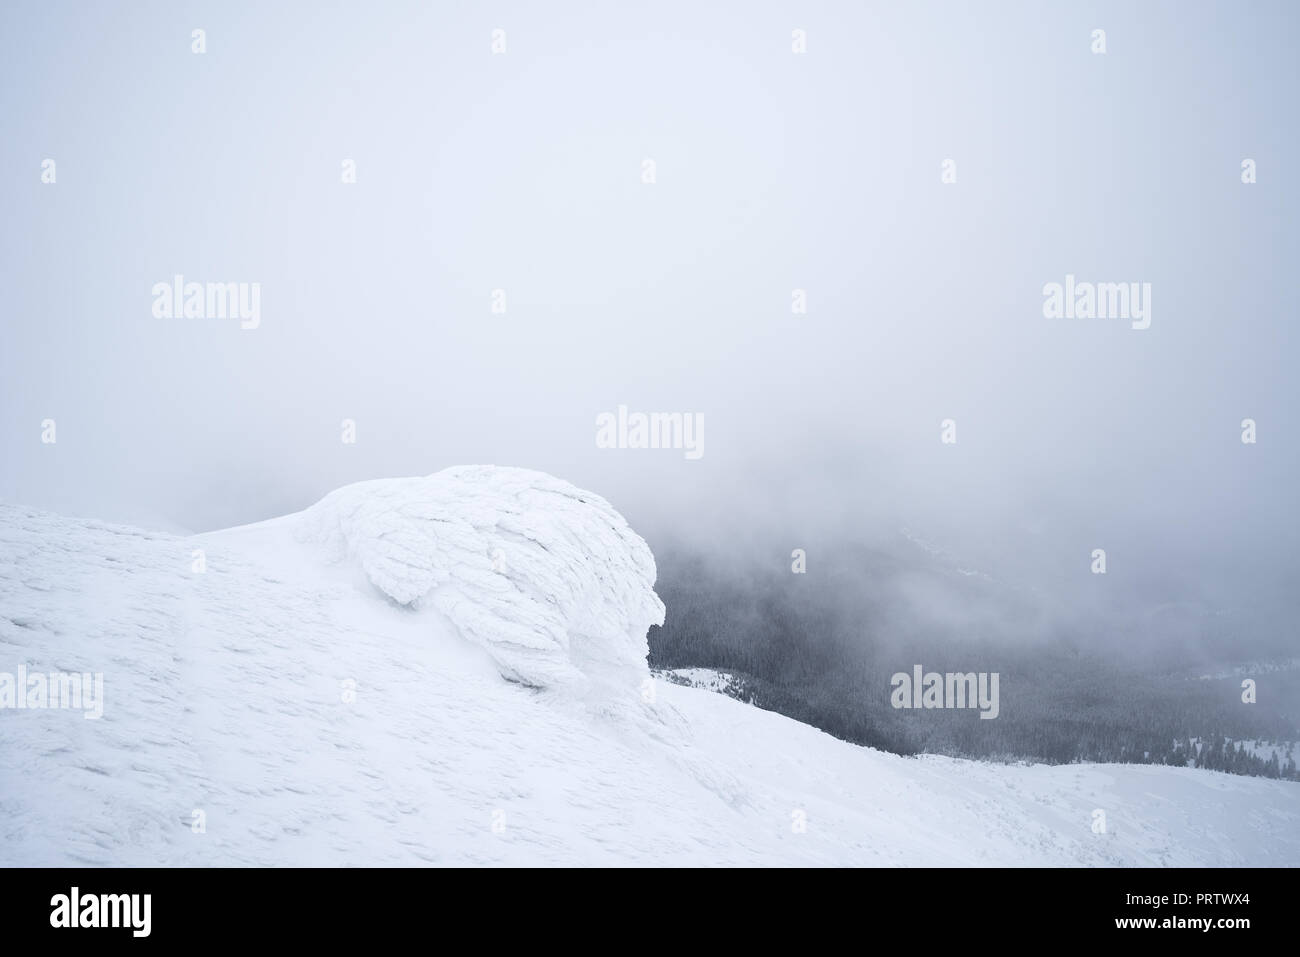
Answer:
(291, 466, 665, 697)
(1, 466, 1297, 867)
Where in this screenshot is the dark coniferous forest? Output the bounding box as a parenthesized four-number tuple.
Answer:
(647, 541, 1300, 781)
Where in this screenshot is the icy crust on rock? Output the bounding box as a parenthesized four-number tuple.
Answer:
(294, 466, 665, 692)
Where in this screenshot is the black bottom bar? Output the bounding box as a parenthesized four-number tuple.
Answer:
(0, 866, 1283, 943)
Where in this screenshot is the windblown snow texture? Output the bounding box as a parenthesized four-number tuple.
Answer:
(295, 466, 666, 693)
(0, 468, 1297, 866)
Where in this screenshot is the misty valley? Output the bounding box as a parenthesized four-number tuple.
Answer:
(647, 536, 1299, 782)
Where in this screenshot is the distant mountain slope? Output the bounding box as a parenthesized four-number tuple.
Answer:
(1, 471, 1297, 866)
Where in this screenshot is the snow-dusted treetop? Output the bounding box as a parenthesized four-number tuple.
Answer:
(295, 465, 665, 694)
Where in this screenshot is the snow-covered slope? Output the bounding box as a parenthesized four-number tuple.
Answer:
(1, 468, 1296, 866)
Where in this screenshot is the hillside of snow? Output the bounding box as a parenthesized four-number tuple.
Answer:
(0, 467, 1297, 866)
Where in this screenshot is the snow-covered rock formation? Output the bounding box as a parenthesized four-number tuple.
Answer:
(293, 466, 665, 696)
